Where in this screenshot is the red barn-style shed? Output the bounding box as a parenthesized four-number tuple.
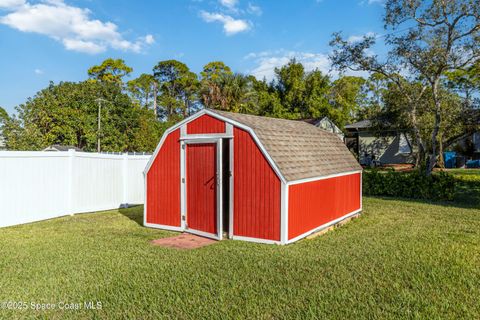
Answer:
(144, 109, 362, 244)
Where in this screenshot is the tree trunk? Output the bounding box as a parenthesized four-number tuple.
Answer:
(426, 79, 442, 176)
(437, 134, 445, 169)
(153, 81, 158, 119)
(409, 101, 426, 170)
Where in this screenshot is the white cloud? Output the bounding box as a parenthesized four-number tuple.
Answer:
(219, 0, 238, 9)
(0, 0, 25, 9)
(144, 34, 155, 45)
(247, 3, 262, 16)
(245, 49, 369, 80)
(0, 0, 154, 54)
(246, 50, 332, 80)
(359, 0, 384, 5)
(34, 68, 43, 75)
(347, 31, 376, 43)
(200, 11, 250, 35)
(62, 38, 105, 54)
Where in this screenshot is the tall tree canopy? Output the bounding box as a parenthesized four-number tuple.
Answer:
(215, 73, 258, 113)
(88, 58, 133, 85)
(127, 73, 158, 116)
(0, 106, 8, 124)
(153, 60, 199, 120)
(253, 59, 365, 126)
(199, 61, 233, 109)
(328, 76, 366, 128)
(2, 81, 161, 152)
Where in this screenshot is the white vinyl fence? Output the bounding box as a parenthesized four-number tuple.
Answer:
(0, 150, 151, 228)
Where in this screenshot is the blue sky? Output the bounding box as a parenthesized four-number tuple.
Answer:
(0, 0, 385, 114)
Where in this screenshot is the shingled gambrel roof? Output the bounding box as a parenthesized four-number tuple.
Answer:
(209, 109, 362, 182)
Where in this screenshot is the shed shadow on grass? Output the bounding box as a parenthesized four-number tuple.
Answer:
(118, 205, 144, 226)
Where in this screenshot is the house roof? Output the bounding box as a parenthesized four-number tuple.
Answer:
(344, 119, 372, 130)
(43, 145, 83, 152)
(209, 109, 361, 181)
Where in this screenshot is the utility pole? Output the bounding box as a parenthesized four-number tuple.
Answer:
(95, 98, 108, 153)
(153, 80, 158, 118)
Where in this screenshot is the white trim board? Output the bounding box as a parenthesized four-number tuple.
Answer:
(280, 182, 288, 244)
(180, 139, 186, 230)
(360, 171, 363, 211)
(228, 137, 234, 239)
(286, 208, 362, 244)
(186, 228, 220, 240)
(143, 172, 147, 227)
(180, 134, 233, 140)
(287, 170, 362, 186)
(231, 235, 282, 245)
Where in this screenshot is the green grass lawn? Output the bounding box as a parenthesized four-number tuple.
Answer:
(0, 172, 479, 319)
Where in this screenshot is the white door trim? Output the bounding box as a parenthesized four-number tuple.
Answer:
(183, 139, 223, 240)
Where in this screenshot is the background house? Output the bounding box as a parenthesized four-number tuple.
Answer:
(447, 131, 480, 168)
(344, 119, 413, 166)
(307, 117, 344, 140)
(474, 132, 480, 155)
(43, 145, 83, 152)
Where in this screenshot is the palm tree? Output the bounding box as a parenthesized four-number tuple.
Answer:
(217, 73, 258, 113)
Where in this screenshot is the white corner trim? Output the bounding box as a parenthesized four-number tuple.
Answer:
(232, 235, 282, 245)
(180, 140, 186, 229)
(280, 182, 289, 244)
(144, 222, 184, 232)
(143, 171, 148, 227)
(180, 124, 187, 138)
(287, 170, 363, 186)
(228, 137, 234, 239)
(360, 171, 363, 211)
(286, 208, 362, 244)
(226, 122, 233, 136)
(217, 139, 223, 240)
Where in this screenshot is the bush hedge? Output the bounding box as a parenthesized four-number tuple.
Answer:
(363, 170, 456, 201)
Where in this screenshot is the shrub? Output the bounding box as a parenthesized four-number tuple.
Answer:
(363, 170, 456, 201)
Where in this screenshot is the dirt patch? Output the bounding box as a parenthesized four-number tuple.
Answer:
(151, 233, 217, 249)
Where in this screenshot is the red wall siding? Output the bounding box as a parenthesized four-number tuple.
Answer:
(187, 114, 225, 134)
(233, 127, 281, 241)
(146, 129, 181, 226)
(288, 173, 361, 240)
